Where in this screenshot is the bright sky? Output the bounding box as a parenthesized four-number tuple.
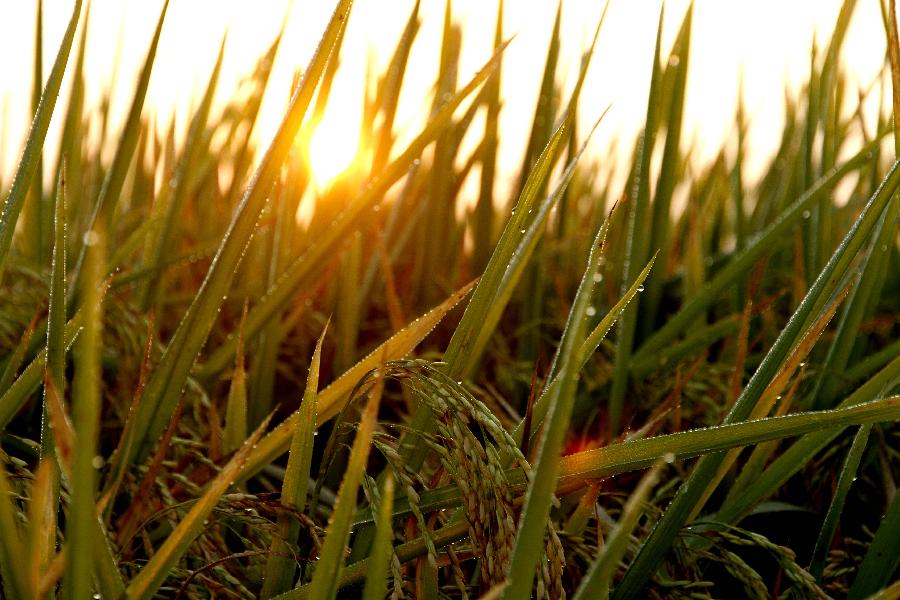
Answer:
(0, 0, 888, 195)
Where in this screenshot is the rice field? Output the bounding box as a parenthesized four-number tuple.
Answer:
(0, 0, 898, 598)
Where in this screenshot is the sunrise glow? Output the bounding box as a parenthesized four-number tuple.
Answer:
(307, 105, 363, 188)
(0, 1, 887, 186)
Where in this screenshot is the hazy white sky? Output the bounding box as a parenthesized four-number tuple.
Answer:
(0, 0, 889, 192)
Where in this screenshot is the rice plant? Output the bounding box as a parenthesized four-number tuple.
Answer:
(0, 0, 897, 598)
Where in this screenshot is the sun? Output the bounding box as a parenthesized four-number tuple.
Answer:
(307, 104, 363, 188)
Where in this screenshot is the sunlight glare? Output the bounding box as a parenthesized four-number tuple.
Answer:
(0, 0, 888, 185)
(308, 104, 362, 188)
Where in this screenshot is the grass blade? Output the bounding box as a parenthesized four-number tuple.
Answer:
(847, 485, 900, 599)
(46, 169, 67, 428)
(514, 0, 561, 199)
(809, 424, 871, 579)
(863, 580, 900, 600)
(223, 304, 249, 455)
(608, 4, 666, 434)
(629, 315, 740, 380)
(0, 310, 82, 431)
(370, 0, 420, 173)
(51, 0, 90, 224)
(416, 0, 461, 302)
(71, 0, 170, 290)
(0, 0, 82, 278)
(337, 233, 362, 371)
(26, 459, 55, 597)
(0, 457, 29, 599)
(510, 0, 560, 362)
(23, 0, 45, 262)
(140, 30, 227, 310)
(807, 0, 858, 281)
(560, 397, 900, 480)
(503, 222, 608, 598)
(62, 223, 105, 600)
(37, 165, 68, 586)
(581, 253, 657, 371)
(305, 373, 383, 600)
(638, 3, 693, 342)
(362, 472, 396, 600)
(514, 250, 658, 452)
(472, 0, 502, 272)
(0, 313, 39, 393)
(260, 326, 327, 599)
(572, 462, 663, 600)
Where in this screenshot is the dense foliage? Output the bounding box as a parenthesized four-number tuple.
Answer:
(0, 0, 897, 598)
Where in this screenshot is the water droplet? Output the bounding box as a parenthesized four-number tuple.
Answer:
(664, 452, 675, 464)
(585, 306, 597, 317)
(637, 284, 645, 292)
(802, 210, 811, 219)
(519, 228, 526, 234)
(668, 55, 680, 67)
(83, 230, 100, 246)
(91, 456, 105, 469)
(592, 272, 603, 283)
